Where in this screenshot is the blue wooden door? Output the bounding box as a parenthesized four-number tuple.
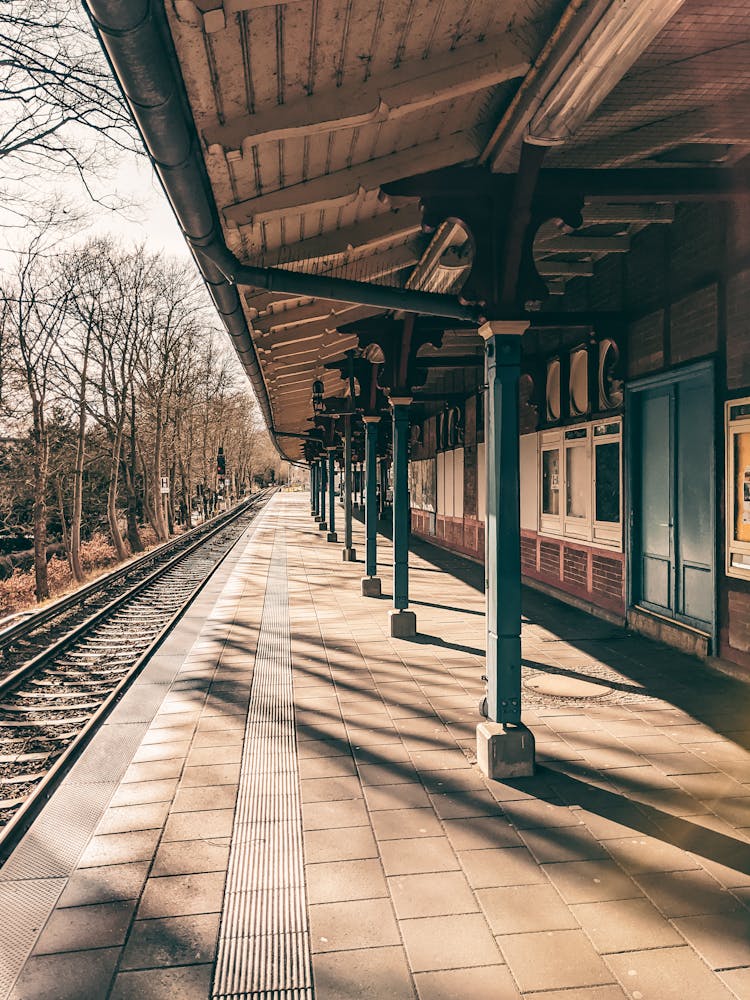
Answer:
(631, 366, 714, 635)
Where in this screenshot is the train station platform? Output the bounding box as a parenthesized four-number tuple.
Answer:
(1, 492, 749, 1000)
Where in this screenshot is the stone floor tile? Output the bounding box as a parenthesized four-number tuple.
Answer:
(364, 782, 433, 811)
(137, 872, 226, 918)
(477, 884, 578, 934)
(77, 829, 161, 868)
(109, 963, 213, 1000)
(606, 946, 736, 1000)
(388, 870, 478, 919)
(458, 846, 549, 889)
(311, 946, 415, 1000)
(500, 798, 580, 830)
(379, 836, 459, 876)
(519, 825, 609, 863)
(306, 858, 387, 904)
(498, 929, 614, 993)
(120, 912, 220, 969)
(97, 800, 170, 835)
(441, 815, 522, 851)
(109, 778, 179, 807)
(719, 967, 750, 999)
(186, 744, 243, 766)
(601, 834, 701, 874)
(304, 825, 378, 862)
(162, 807, 234, 842)
(572, 896, 683, 952)
(180, 762, 241, 786)
(32, 899, 136, 955)
(299, 754, 357, 779)
(400, 913, 502, 972)
(57, 862, 149, 907)
(542, 860, 643, 904)
(358, 761, 419, 785)
(133, 739, 191, 763)
(309, 898, 400, 952)
(634, 867, 744, 918)
(141, 725, 195, 745)
(192, 727, 245, 748)
(9, 947, 121, 1000)
(414, 965, 520, 1000)
(672, 910, 750, 969)
(370, 807, 444, 841)
(299, 776, 364, 803)
(526, 989, 627, 1000)
(151, 838, 230, 876)
(171, 783, 237, 812)
(302, 797, 369, 829)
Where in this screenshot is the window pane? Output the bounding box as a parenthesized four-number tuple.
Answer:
(595, 441, 620, 523)
(566, 446, 588, 518)
(734, 431, 750, 544)
(542, 449, 560, 515)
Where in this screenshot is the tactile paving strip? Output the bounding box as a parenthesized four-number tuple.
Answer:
(213, 529, 314, 1000)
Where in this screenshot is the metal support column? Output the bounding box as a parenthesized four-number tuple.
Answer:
(318, 458, 328, 531)
(342, 416, 356, 561)
(326, 449, 338, 542)
(360, 417, 381, 596)
(389, 397, 415, 637)
(311, 463, 318, 518)
(477, 321, 534, 779)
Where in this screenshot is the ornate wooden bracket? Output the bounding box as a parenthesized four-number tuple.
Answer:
(337, 315, 448, 397)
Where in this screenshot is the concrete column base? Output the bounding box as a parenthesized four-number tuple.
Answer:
(314, 515, 323, 522)
(342, 548, 357, 561)
(389, 609, 416, 638)
(476, 722, 535, 779)
(360, 576, 381, 597)
(327, 531, 338, 543)
(317, 521, 328, 531)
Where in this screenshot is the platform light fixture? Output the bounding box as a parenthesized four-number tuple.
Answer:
(312, 378, 325, 414)
(527, 0, 686, 146)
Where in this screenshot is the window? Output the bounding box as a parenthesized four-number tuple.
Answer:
(537, 418, 622, 549)
(726, 398, 750, 579)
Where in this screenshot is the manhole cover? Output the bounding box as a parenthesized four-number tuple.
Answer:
(524, 675, 612, 699)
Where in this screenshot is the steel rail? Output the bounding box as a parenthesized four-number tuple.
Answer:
(0, 489, 273, 864)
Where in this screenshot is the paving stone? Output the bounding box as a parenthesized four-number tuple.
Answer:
(96, 800, 170, 835)
(109, 963, 213, 999)
(388, 871, 478, 919)
(526, 989, 627, 1000)
(370, 807, 444, 841)
(520, 825, 609, 863)
(32, 899, 136, 955)
(429, 788, 505, 820)
(501, 798, 580, 829)
(77, 829, 161, 868)
(306, 859, 387, 904)
(9, 947, 121, 1000)
(186, 744, 243, 766)
(572, 896, 683, 952)
(634, 868, 745, 917)
(120, 912, 220, 969)
(180, 762, 241, 786)
(122, 758, 184, 783)
(137, 872, 226, 918)
(364, 782, 433, 811)
(302, 797, 370, 829)
(312, 946, 415, 999)
(309, 898, 400, 952)
(477, 884, 578, 934)
(299, 776, 364, 802)
(133, 740, 191, 763)
(151, 838, 230, 876)
(542, 860, 643, 904)
(498, 929, 614, 993)
(441, 815, 522, 851)
(57, 862, 150, 907)
(299, 754, 358, 779)
(171, 783, 238, 812)
(458, 846, 548, 889)
(162, 807, 234, 841)
(672, 910, 750, 969)
(719, 967, 750, 999)
(606, 946, 737, 1000)
(109, 778, 179, 808)
(304, 825, 378, 862)
(602, 834, 701, 874)
(379, 836, 459, 876)
(359, 761, 419, 785)
(400, 912, 502, 972)
(414, 965, 520, 1000)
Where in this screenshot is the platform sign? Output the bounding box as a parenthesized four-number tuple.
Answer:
(160, 476, 170, 494)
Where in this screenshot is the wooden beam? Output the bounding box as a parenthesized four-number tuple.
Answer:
(580, 204, 674, 224)
(538, 235, 631, 253)
(257, 306, 382, 348)
(537, 261, 595, 277)
(223, 133, 477, 226)
(539, 167, 750, 202)
(205, 38, 527, 152)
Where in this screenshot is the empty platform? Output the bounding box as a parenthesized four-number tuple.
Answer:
(1, 493, 749, 1000)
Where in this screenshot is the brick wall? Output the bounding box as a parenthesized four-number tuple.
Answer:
(670, 285, 718, 364)
(592, 555, 624, 607)
(728, 589, 750, 654)
(726, 268, 750, 390)
(628, 311, 664, 377)
(563, 546, 588, 589)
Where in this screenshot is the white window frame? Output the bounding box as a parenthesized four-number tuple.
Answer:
(538, 417, 622, 551)
(725, 397, 750, 580)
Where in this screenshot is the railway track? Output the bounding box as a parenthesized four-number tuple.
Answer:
(0, 489, 272, 861)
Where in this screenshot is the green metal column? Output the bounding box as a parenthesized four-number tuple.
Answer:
(361, 417, 381, 595)
(311, 463, 318, 518)
(389, 397, 415, 635)
(318, 457, 328, 531)
(327, 449, 337, 542)
(342, 416, 355, 560)
(482, 325, 524, 725)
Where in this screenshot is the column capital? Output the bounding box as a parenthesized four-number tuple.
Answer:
(479, 320, 530, 341)
(389, 396, 413, 407)
(362, 415, 381, 424)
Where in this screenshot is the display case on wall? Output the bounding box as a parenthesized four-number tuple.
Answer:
(726, 397, 750, 580)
